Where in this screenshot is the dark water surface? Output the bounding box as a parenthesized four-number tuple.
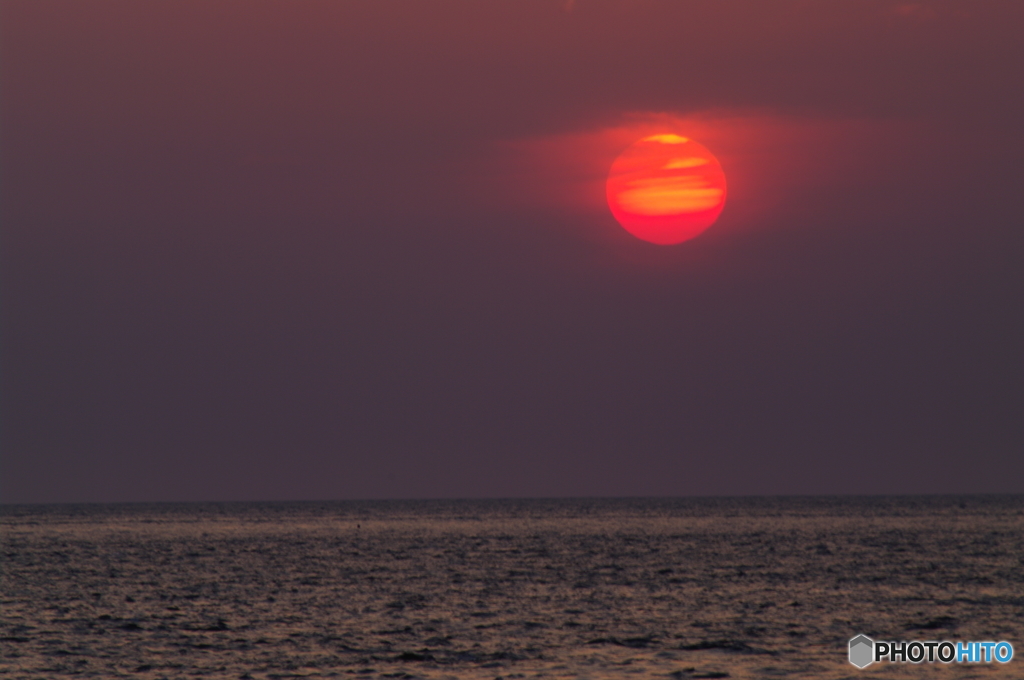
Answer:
(2, 497, 1022, 679)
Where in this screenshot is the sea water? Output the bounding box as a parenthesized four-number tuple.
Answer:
(1, 497, 1021, 679)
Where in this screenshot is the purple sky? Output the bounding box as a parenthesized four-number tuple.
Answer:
(2, 1, 1022, 503)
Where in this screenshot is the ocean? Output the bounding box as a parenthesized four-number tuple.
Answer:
(1, 496, 1021, 679)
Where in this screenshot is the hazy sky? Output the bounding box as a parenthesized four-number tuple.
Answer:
(3, 1, 1022, 503)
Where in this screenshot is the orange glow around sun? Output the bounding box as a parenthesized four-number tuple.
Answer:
(607, 134, 727, 245)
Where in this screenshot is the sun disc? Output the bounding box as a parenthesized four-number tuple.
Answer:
(607, 135, 727, 245)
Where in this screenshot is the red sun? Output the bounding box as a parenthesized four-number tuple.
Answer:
(606, 134, 727, 245)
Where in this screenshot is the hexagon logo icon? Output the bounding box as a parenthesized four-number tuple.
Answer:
(849, 634, 874, 668)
